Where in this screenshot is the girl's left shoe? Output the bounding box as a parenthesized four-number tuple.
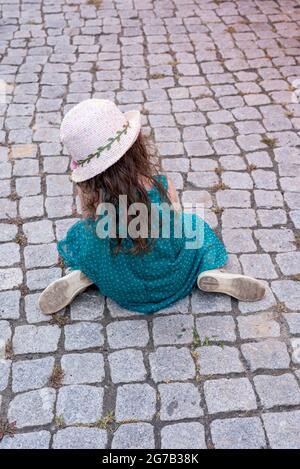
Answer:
(197, 270, 265, 302)
(38, 270, 93, 315)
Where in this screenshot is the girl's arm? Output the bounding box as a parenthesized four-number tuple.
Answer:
(166, 175, 181, 210)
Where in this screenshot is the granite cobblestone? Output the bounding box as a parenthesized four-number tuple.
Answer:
(1, 0, 299, 449)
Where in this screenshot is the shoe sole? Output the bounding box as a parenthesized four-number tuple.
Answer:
(38, 271, 93, 315)
(197, 272, 266, 302)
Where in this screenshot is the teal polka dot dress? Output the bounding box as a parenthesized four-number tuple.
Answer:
(57, 175, 227, 314)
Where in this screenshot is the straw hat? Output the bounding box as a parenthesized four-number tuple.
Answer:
(60, 99, 141, 182)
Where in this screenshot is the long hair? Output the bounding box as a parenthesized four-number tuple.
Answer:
(77, 133, 170, 254)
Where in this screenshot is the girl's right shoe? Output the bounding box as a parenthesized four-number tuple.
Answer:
(197, 270, 266, 302)
(38, 270, 93, 315)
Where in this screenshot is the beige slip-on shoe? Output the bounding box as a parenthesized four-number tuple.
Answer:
(197, 270, 266, 302)
(38, 270, 93, 315)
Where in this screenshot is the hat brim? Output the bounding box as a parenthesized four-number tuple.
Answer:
(70, 109, 141, 183)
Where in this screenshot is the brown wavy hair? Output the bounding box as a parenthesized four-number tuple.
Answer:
(77, 133, 170, 254)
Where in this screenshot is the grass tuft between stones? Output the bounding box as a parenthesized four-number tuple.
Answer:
(5, 340, 13, 359)
(289, 273, 300, 281)
(275, 302, 287, 313)
(293, 234, 300, 249)
(95, 411, 115, 430)
(49, 313, 70, 328)
(15, 233, 27, 246)
(211, 182, 229, 192)
(0, 420, 16, 442)
(49, 364, 64, 389)
(87, 0, 102, 7)
(261, 135, 278, 147)
(54, 415, 65, 428)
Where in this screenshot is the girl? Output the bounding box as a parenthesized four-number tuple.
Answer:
(39, 99, 265, 315)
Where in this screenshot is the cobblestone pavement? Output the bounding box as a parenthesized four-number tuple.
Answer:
(1, 0, 300, 450)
